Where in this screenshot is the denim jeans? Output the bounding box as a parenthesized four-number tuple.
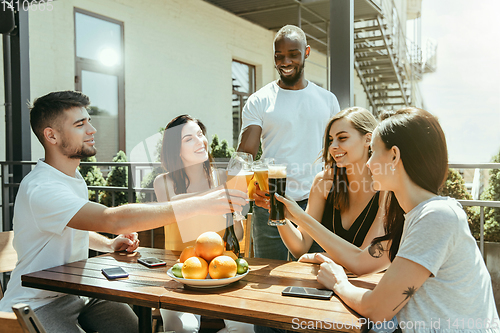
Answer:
(253, 199, 308, 333)
(34, 295, 138, 333)
(252, 199, 308, 260)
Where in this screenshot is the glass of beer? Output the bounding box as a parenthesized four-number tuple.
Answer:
(226, 152, 254, 221)
(268, 164, 287, 226)
(251, 158, 273, 192)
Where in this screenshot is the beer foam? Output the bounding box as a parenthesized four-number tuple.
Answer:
(268, 165, 286, 178)
(227, 170, 254, 176)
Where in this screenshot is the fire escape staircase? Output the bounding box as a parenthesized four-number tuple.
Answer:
(354, 16, 412, 114)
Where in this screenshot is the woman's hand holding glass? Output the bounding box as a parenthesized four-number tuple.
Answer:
(251, 158, 274, 210)
(253, 184, 270, 210)
(274, 192, 307, 223)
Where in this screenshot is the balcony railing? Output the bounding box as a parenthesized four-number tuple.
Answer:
(2, 161, 500, 256)
(449, 163, 500, 256)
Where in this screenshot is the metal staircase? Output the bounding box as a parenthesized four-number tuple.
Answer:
(353, 0, 435, 114)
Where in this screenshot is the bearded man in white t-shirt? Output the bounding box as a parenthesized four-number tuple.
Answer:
(238, 25, 340, 262)
(0, 91, 247, 332)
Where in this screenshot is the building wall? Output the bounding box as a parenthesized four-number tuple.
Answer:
(353, 74, 370, 110)
(26, 0, 331, 162)
(0, 37, 4, 161)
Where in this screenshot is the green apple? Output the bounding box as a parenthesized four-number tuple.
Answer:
(171, 263, 184, 278)
(235, 258, 249, 274)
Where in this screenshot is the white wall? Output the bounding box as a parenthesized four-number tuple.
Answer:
(29, 1, 75, 160)
(0, 37, 4, 161)
(304, 50, 328, 88)
(25, 0, 335, 162)
(353, 73, 370, 111)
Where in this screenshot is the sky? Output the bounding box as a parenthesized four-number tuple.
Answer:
(419, 0, 500, 163)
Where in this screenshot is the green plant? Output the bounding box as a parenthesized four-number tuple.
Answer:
(255, 143, 263, 160)
(78, 156, 106, 202)
(210, 135, 235, 158)
(99, 151, 129, 207)
(88, 105, 110, 116)
(137, 166, 163, 203)
(438, 168, 481, 240)
(137, 128, 165, 203)
(210, 134, 262, 160)
(481, 150, 500, 242)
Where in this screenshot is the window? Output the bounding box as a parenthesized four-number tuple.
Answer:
(232, 61, 255, 148)
(74, 9, 124, 163)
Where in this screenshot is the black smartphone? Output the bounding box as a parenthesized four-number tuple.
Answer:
(282, 286, 334, 300)
(138, 257, 167, 268)
(101, 266, 129, 279)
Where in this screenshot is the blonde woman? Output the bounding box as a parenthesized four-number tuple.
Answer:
(276, 107, 386, 261)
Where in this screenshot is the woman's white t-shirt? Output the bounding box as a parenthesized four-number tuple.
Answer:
(396, 196, 499, 332)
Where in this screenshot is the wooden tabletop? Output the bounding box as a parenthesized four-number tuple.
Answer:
(22, 247, 381, 332)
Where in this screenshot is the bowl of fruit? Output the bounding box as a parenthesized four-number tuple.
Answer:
(167, 232, 250, 288)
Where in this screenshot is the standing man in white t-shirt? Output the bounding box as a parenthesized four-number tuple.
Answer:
(0, 91, 247, 332)
(238, 25, 340, 261)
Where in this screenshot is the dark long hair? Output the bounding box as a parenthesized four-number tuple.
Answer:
(322, 107, 377, 211)
(160, 115, 214, 195)
(371, 107, 448, 261)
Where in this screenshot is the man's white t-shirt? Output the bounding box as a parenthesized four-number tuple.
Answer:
(396, 196, 499, 332)
(241, 80, 340, 201)
(0, 160, 89, 312)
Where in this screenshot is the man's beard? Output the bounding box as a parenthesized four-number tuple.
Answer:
(61, 141, 97, 159)
(278, 62, 305, 87)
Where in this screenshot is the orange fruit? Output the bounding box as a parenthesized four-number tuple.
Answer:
(195, 232, 224, 262)
(182, 256, 209, 279)
(222, 251, 238, 261)
(209, 255, 237, 279)
(179, 245, 196, 263)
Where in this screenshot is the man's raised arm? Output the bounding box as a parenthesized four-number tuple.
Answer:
(237, 125, 262, 159)
(67, 188, 247, 234)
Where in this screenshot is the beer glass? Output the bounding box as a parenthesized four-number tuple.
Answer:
(268, 164, 287, 226)
(251, 158, 273, 192)
(226, 152, 253, 221)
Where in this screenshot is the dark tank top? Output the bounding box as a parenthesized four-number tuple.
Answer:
(321, 188, 380, 247)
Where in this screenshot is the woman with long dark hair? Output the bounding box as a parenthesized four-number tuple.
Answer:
(154, 114, 253, 333)
(278, 108, 498, 328)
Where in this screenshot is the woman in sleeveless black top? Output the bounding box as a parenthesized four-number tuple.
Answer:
(322, 190, 380, 247)
(276, 107, 386, 260)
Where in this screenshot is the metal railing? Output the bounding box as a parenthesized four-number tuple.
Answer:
(2, 161, 500, 256)
(353, 0, 436, 112)
(449, 163, 500, 256)
(0, 161, 158, 231)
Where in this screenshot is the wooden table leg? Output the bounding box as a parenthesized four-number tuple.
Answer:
(133, 305, 152, 333)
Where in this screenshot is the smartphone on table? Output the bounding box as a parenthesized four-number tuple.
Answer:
(101, 266, 129, 279)
(282, 286, 334, 300)
(138, 257, 167, 268)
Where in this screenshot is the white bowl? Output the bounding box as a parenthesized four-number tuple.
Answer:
(167, 267, 249, 288)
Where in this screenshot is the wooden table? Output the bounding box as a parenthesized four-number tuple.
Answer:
(22, 247, 381, 333)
